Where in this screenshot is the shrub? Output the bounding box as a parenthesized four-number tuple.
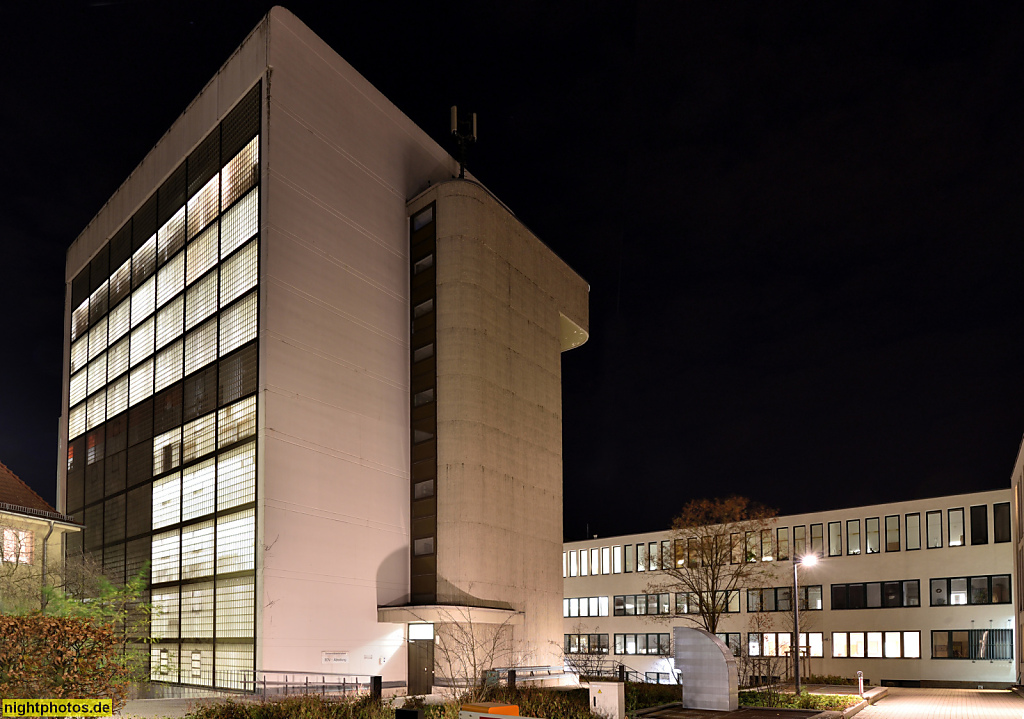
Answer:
(738, 690, 860, 711)
(0, 615, 132, 709)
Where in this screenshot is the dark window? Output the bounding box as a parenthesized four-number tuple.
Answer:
(970, 505, 988, 546)
(930, 575, 1011, 606)
(219, 342, 257, 406)
(153, 384, 183, 435)
(832, 580, 919, 609)
(810, 523, 824, 557)
(183, 365, 217, 421)
(932, 629, 1012, 660)
(994, 503, 1011, 543)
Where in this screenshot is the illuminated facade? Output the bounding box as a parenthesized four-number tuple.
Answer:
(60, 8, 588, 691)
(564, 490, 1015, 688)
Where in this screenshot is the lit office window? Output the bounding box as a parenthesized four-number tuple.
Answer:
(152, 473, 181, 529)
(215, 576, 255, 638)
(602, 546, 611, 575)
(156, 295, 184, 350)
(88, 317, 107, 360)
(130, 318, 155, 368)
(70, 370, 87, 407)
(180, 582, 214, 638)
(131, 276, 156, 328)
(155, 341, 184, 393)
(906, 513, 921, 550)
(221, 187, 259, 259)
(810, 524, 824, 556)
(776, 527, 789, 560)
(158, 206, 187, 265)
(110, 258, 131, 308)
(87, 352, 107, 397)
(69, 403, 86, 439)
(72, 299, 89, 342)
(591, 548, 599, 575)
(183, 414, 216, 464)
(181, 520, 215, 579)
(154, 427, 182, 475)
(218, 397, 256, 448)
(866, 517, 880, 553)
(219, 291, 257, 356)
(108, 299, 131, 345)
(71, 335, 89, 374)
(133, 236, 156, 288)
(186, 223, 219, 287)
(222, 136, 259, 208)
(885, 515, 900, 551)
(613, 545, 622, 573)
(86, 390, 106, 430)
(220, 239, 257, 308)
(217, 442, 255, 510)
(108, 336, 130, 379)
(793, 525, 806, 556)
(89, 281, 109, 323)
(184, 319, 218, 376)
(846, 519, 860, 554)
(948, 508, 965, 547)
(150, 646, 179, 681)
(828, 522, 841, 557)
(151, 589, 180, 639)
(187, 174, 220, 240)
(182, 459, 216, 520)
(106, 377, 128, 419)
(217, 509, 255, 573)
(185, 271, 218, 330)
(569, 550, 578, 577)
(926, 510, 942, 548)
(157, 251, 185, 308)
(580, 549, 588, 577)
(152, 530, 180, 583)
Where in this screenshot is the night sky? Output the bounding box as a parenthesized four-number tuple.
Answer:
(3, 2, 1022, 541)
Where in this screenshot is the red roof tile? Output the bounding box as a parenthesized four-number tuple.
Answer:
(0, 460, 55, 514)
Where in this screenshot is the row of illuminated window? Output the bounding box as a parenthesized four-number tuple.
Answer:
(151, 396, 256, 479)
(832, 629, 1013, 660)
(68, 289, 258, 440)
(152, 440, 255, 529)
(1, 528, 33, 565)
(70, 229, 259, 385)
(563, 504, 1010, 577)
(151, 507, 254, 584)
(564, 633, 673, 657)
(71, 138, 259, 346)
(150, 642, 254, 688)
(564, 596, 610, 617)
(151, 575, 254, 640)
(570, 577, 1005, 616)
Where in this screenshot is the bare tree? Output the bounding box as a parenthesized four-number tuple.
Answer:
(647, 496, 777, 633)
(424, 607, 524, 700)
(559, 622, 611, 683)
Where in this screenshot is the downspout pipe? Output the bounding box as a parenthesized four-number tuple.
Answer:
(41, 520, 54, 610)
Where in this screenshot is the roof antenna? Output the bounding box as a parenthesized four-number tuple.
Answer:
(450, 105, 477, 179)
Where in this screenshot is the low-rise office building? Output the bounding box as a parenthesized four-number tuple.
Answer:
(563, 489, 1014, 688)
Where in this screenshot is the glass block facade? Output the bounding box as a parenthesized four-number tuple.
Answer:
(65, 83, 261, 689)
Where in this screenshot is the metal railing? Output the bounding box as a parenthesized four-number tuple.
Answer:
(149, 669, 394, 698)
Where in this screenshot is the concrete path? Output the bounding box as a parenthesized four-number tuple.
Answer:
(856, 687, 1024, 719)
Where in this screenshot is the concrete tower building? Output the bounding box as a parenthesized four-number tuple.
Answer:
(60, 7, 588, 691)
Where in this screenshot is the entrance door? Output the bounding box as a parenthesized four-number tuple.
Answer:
(408, 639, 434, 695)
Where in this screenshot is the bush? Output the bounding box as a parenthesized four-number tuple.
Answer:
(802, 674, 860, 686)
(0, 615, 132, 709)
(188, 695, 397, 719)
(738, 690, 860, 711)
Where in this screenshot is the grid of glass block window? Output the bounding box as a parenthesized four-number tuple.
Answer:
(65, 82, 261, 687)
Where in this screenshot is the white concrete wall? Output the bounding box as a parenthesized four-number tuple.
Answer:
(565, 489, 1015, 686)
(257, 8, 458, 680)
(1009, 439, 1024, 684)
(410, 181, 589, 669)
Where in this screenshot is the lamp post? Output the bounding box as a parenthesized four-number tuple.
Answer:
(792, 553, 817, 695)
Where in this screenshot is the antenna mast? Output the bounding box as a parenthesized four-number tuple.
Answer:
(450, 105, 477, 179)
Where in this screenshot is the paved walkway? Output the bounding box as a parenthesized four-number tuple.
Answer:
(857, 687, 1024, 719)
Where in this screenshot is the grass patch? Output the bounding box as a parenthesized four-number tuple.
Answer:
(739, 690, 861, 711)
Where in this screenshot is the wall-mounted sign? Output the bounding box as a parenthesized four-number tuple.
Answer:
(322, 651, 349, 665)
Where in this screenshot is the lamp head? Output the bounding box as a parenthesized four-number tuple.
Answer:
(800, 554, 818, 567)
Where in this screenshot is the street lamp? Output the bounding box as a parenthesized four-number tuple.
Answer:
(792, 553, 818, 695)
